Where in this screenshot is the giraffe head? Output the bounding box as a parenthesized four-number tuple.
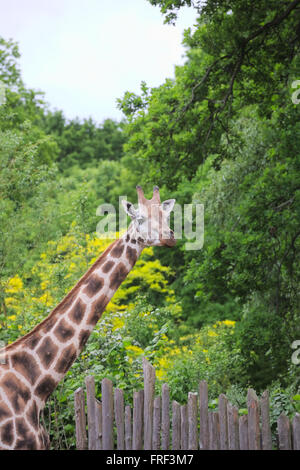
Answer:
(122, 185, 176, 247)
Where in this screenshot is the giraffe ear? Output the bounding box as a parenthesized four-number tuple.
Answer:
(161, 199, 176, 214)
(121, 200, 138, 219)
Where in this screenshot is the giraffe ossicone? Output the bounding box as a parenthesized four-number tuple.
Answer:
(0, 185, 176, 450)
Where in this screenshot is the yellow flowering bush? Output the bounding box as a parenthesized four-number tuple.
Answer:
(1, 224, 176, 343)
(152, 319, 246, 401)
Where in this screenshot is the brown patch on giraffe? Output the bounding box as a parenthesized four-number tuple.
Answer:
(126, 245, 138, 266)
(131, 238, 137, 244)
(102, 260, 114, 273)
(0, 400, 12, 422)
(35, 375, 57, 402)
(26, 401, 39, 430)
(109, 262, 128, 291)
(15, 418, 37, 450)
(40, 314, 59, 334)
(36, 336, 59, 369)
(111, 240, 124, 258)
(54, 344, 77, 374)
(79, 330, 90, 349)
(1, 419, 13, 446)
(2, 373, 30, 413)
(53, 318, 75, 343)
(68, 297, 85, 325)
(58, 291, 77, 315)
(82, 274, 104, 297)
(23, 332, 42, 350)
(11, 351, 41, 386)
(88, 294, 109, 325)
(126, 234, 130, 242)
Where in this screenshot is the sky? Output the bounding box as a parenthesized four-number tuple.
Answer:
(1, 0, 198, 124)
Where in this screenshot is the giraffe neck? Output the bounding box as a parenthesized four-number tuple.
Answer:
(0, 230, 143, 448)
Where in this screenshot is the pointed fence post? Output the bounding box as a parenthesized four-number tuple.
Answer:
(260, 390, 272, 450)
(218, 394, 228, 450)
(199, 381, 209, 449)
(152, 396, 161, 450)
(227, 403, 239, 450)
(180, 404, 188, 450)
(278, 413, 292, 450)
(292, 413, 300, 450)
(74, 387, 87, 450)
(102, 378, 114, 450)
(85, 376, 98, 450)
(132, 390, 144, 450)
(161, 384, 170, 450)
(95, 399, 102, 449)
(208, 411, 220, 450)
(143, 357, 156, 450)
(172, 401, 181, 450)
(247, 389, 260, 450)
(239, 415, 248, 450)
(188, 392, 198, 450)
(114, 388, 124, 450)
(125, 405, 132, 450)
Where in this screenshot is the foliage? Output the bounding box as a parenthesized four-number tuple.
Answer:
(39, 112, 127, 171)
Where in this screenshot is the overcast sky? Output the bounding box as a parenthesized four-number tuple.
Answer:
(1, 0, 197, 124)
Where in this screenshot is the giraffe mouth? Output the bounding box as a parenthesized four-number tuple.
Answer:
(161, 237, 176, 247)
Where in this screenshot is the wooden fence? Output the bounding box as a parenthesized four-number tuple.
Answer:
(74, 358, 300, 450)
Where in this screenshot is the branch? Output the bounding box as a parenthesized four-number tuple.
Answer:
(176, 0, 300, 146)
(178, 54, 231, 118)
(244, 0, 300, 44)
(273, 198, 294, 211)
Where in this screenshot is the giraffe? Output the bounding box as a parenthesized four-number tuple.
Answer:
(0, 185, 176, 450)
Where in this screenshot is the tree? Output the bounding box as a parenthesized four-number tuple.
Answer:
(119, 0, 300, 185)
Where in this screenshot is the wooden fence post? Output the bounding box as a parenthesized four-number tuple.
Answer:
(247, 389, 260, 450)
(95, 399, 102, 450)
(239, 415, 248, 450)
(114, 388, 124, 450)
(292, 413, 300, 450)
(161, 384, 170, 450)
(143, 358, 156, 450)
(172, 401, 181, 450)
(180, 404, 188, 450)
(208, 411, 220, 450)
(125, 405, 132, 450)
(227, 403, 239, 450)
(218, 394, 228, 450)
(132, 390, 144, 450)
(188, 392, 198, 450)
(277, 413, 292, 450)
(74, 387, 87, 450)
(102, 378, 114, 450)
(199, 380, 209, 449)
(85, 376, 99, 450)
(260, 390, 272, 450)
(152, 396, 161, 450)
